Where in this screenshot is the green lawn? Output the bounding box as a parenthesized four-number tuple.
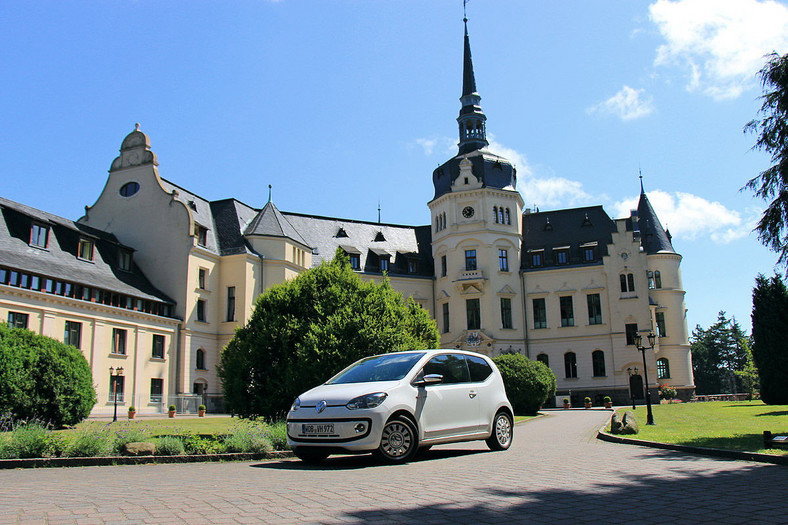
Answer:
(70, 417, 239, 436)
(613, 401, 788, 455)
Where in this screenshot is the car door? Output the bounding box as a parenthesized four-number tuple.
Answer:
(415, 353, 479, 440)
(465, 354, 497, 431)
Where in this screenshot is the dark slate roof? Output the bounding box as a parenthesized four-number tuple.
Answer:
(432, 148, 517, 201)
(0, 197, 174, 304)
(244, 201, 311, 248)
(281, 212, 434, 278)
(521, 206, 617, 270)
(209, 199, 257, 256)
(160, 178, 223, 255)
(462, 21, 477, 97)
(637, 192, 675, 254)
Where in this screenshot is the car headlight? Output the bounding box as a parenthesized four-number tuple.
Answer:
(346, 392, 387, 410)
(291, 397, 301, 411)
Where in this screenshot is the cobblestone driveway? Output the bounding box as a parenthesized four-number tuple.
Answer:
(2, 409, 787, 524)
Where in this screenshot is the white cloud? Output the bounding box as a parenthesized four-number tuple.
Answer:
(414, 136, 455, 156)
(613, 189, 751, 243)
(519, 177, 598, 210)
(649, 0, 788, 100)
(486, 134, 531, 175)
(587, 86, 655, 121)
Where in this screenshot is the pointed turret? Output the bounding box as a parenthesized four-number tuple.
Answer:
(637, 181, 674, 254)
(457, 20, 488, 155)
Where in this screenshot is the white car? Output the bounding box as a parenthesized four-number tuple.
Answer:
(286, 349, 514, 463)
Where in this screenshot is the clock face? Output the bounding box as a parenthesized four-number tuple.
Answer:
(462, 206, 475, 218)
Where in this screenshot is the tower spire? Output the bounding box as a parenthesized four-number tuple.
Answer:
(457, 5, 488, 155)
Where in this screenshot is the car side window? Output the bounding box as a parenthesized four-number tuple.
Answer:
(422, 353, 471, 384)
(466, 355, 493, 382)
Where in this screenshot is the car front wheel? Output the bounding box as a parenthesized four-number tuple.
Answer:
(375, 416, 418, 463)
(486, 411, 513, 451)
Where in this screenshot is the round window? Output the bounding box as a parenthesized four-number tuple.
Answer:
(119, 182, 140, 197)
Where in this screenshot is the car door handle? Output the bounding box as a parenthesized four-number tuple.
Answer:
(469, 391, 477, 398)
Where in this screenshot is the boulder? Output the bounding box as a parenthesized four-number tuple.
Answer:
(620, 411, 639, 435)
(124, 442, 156, 456)
(610, 412, 623, 434)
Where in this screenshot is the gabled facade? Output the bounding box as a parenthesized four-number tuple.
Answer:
(2, 17, 694, 414)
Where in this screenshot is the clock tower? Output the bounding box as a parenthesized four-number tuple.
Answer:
(429, 17, 525, 356)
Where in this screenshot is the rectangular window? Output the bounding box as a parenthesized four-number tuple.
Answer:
(498, 249, 509, 272)
(349, 253, 360, 270)
(119, 250, 132, 271)
(555, 249, 568, 265)
(560, 296, 574, 327)
(152, 334, 165, 359)
(150, 378, 164, 403)
(112, 328, 127, 355)
(109, 375, 125, 403)
(7, 312, 29, 329)
(64, 321, 81, 349)
(531, 251, 543, 267)
(625, 323, 639, 345)
(226, 286, 236, 322)
(466, 298, 481, 330)
(441, 255, 447, 277)
(20, 273, 30, 288)
(465, 250, 477, 271)
(587, 293, 602, 325)
(198, 268, 207, 289)
(407, 259, 418, 274)
(583, 247, 596, 262)
(195, 225, 208, 247)
(78, 239, 94, 261)
(533, 298, 547, 329)
(197, 300, 206, 322)
(379, 256, 389, 272)
(656, 312, 667, 337)
(501, 298, 513, 329)
(442, 302, 450, 333)
(30, 223, 49, 248)
(0, 268, 7, 284)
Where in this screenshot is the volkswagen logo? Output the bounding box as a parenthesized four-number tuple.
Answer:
(316, 400, 327, 414)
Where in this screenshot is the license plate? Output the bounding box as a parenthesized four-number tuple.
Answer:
(302, 423, 334, 435)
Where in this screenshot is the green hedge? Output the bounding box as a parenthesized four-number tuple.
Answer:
(493, 354, 556, 415)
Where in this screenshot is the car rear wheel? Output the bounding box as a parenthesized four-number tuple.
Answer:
(375, 416, 418, 463)
(486, 411, 513, 451)
(293, 447, 330, 463)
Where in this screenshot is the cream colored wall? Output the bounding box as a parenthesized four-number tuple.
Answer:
(1, 286, 178, 416)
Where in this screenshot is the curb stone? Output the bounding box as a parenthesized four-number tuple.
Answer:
(0, 450, 294, 469)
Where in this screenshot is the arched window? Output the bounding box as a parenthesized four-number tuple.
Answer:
(655, 271, 662, 289)
(657, 358, 670, 379)
(498, 208, 504, 224)
(620, 273, 635, 293)
(564, 352, 577, 378)
(505, 208, 511, 225)
(493, 206, 499, 223)
(592, 350, 606, 377)
(196, 349, 206, 370)
(536, 353, 549, 367)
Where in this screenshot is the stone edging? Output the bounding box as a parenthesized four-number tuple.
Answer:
(0, 450, 294, 469)
(597, 425, 788, 466)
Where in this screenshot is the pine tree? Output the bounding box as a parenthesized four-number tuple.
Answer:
(750, 274, 788, 404)
(690, 311, 750, 395)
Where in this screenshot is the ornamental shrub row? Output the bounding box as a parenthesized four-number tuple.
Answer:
(492, 353, 557, 416)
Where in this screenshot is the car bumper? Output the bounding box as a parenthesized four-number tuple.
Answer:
(286, 407, 387, 452)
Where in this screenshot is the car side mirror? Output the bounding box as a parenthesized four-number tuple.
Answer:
(414, 373, 443, 387)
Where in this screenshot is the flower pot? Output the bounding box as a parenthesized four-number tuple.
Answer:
(584, 402, 592, 409)
(562, 402, 570, 410)
(198, 409, 206, 417)
(128, 410, 136, 420)
(604, 402, 613, 409)
(168, 410, 176, 418)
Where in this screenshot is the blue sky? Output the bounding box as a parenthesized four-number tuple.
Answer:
(2, 0, 787, 333)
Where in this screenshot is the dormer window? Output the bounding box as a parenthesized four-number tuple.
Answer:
(379, 256, 389, 272)
(119, 249, 132, 271)
(30, 223, 49, 248)
(407, 259, 419, 274)
(335, 227, 348, 238)
(554, 247, 569, 265)
(195, 225, 208, 247)
(374, 231, 386, 242)
(78, 239, 94, 261)
(529, 249, 544, 268)
(349, 253, 360, 270)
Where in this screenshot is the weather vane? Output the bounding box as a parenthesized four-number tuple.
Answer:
(463, 0, 469, 22)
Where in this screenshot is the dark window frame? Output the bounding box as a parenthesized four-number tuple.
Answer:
(152, 334, 166, 359)
(466, 298, 481, 330)
(564, 352, 578, 379)
(560, 296, 575, 327)
(533, 298, 547, 329)
(592, 350, 606, 377)
(500, 297, 513, 329)
(587, 293, 603, 325)
(465, 249, 477, 271)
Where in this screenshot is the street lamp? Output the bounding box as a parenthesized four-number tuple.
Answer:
(626, 367, 638, 410)
(634, 332, 656, 425)
(109, 366, 124, 422)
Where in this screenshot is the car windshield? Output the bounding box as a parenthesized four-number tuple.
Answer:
(326, 352, 426, 384)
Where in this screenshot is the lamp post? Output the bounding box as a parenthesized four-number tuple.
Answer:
(626, 367, 638, 410)
(109, 366, 124, 423)
(634, 332, 656, 425)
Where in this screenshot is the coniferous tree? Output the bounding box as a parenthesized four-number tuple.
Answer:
(690, 311, 749, 395)
(218, 249, 440, 419)
(750, 274, 788, 404)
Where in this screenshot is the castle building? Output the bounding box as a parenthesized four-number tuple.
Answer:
(0, 19, 693, 415)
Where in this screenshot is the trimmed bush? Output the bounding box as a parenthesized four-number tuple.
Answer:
(155, 436, 185, 456)
(0, 323, 96, 427)
(223, 421, 272, 454)
(492, 354, 556, 415)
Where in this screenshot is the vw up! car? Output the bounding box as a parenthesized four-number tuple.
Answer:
(286, 349, 513, 463)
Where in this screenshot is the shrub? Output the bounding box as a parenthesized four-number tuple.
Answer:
(112, 423, 152, 454)
(223, 420, 272, 454)
(198, 405, 206, 411)
(182, 433, 226, 455)
(128, 406, 136, 412)
(604, 396, 612, 403)
(658, 384, 677, 401)
(0, 420, 52, 459)
(168, 405, 176, 412)
(219, 250, 439, 419)
(64, 426, 114, 457)
(584, 397, 592, 404)
(492, 354, 556, 416)
(0, 323, 96, 427)
(265, 421, 289, 451)
(155, 436, 185, 456)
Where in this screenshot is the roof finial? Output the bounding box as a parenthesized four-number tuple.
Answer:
(134, 123, 140, 132)
(639, 168, 645, 194)
(377, 200, 381, 224)
(268, 184, 272, 203)
(463, 0, 468, 23)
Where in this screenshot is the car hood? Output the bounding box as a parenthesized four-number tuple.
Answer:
(297, 381, 403, 406)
